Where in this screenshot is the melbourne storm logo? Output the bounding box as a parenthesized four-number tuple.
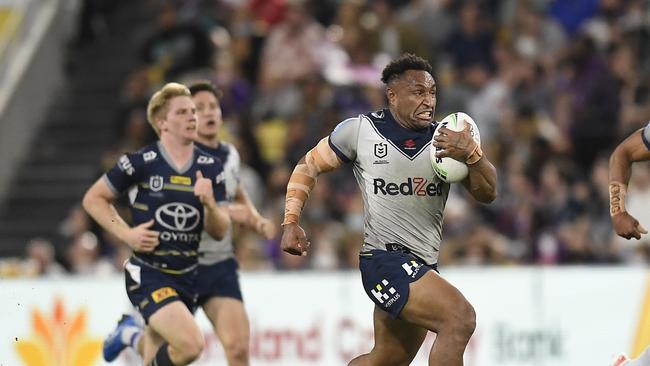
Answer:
(155, 203, 200, 231)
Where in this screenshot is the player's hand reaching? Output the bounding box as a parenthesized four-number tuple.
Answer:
(613, 212, 648, 240)
(281, 223, 310, 256)
(228, 205, 276, 239)
(123, 219, 159, 252)
(254, 216, 277, 240)
(228, 203, 250, 223)
(432, 122, 477, 162)
(194, 171, 215, 207)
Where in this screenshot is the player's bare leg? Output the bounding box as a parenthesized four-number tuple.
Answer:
(145, 301, 205, 365)
(202, 297, 250, 366)
(135, 331, 145, 355)
(142, 325, 164, 363)
(400, 270, 476, 366)
(348, 306, 428, 366)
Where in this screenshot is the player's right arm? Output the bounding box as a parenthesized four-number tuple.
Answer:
(281, 137, 343, 256)
(609, 127, 650, 239)
(82, 178, 159, 251)
(280, 117, 360, 256)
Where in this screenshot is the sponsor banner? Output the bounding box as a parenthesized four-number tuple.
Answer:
(0, 268, 647, 366)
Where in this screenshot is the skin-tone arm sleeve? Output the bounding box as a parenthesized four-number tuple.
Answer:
(283, 137, 344, 225)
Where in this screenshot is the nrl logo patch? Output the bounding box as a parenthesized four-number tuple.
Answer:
(150, 175, 164, 192)
(374, 142, 388, 159)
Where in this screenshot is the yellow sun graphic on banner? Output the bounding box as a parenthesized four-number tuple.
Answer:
(14, 298, 102, 366)
(632, 273, 650, 358)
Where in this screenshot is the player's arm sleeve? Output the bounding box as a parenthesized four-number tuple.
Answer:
(283, 135, 346, 226)
(103, 153, 141, 194)
(328, 116, 362, 163)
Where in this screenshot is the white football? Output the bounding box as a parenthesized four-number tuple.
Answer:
(430, 112, 481, 183)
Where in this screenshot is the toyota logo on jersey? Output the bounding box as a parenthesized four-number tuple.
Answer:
(155, 203, 200, 231)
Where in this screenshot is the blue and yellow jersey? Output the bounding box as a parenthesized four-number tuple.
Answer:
(104, 141, 226, 273)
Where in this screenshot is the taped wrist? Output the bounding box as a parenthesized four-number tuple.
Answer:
(466, 143, 483, 165)
(609, 181, 627, 216)
(283, 138, 341, 226)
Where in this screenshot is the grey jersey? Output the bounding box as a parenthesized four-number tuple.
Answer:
(195, 142, 240, 265)
(329, 109, 450, 264)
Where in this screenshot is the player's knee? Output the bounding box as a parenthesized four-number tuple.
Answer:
(172, 333, 205, 363)
(223, 336, 249, 362)
(448, 300, 476, 342)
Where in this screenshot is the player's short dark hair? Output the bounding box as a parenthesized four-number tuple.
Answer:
(381, 53, 433, 85)
(188, 80, 223, 100)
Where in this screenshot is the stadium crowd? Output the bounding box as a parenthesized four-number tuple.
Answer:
(10, 0, 650, 277)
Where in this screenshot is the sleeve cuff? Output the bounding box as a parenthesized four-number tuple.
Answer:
(328, 136, 352, 163)
(102, 174, 119, 194)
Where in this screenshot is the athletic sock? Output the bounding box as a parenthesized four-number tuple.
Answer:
(119, 327, 142, 348)
(148, 344, 174, 366)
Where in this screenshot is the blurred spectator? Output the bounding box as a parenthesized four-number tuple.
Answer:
(140, 3, 215, 80)
(370, 0, 429, 59)
(445, 1, 495, 71)
(25, 238, 66, 277)
(510, 1, 567, 67)
(549, 0, 600, 36)
(563, 35, 620, 172)
(398, 0, 456, 66)
(67, 231, 115, 276)
(258, 0, 328, 93)
(73, 0, 118, 46)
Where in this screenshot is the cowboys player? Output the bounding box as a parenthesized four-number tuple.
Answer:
(190, 80, 275, 365)
(100, 81, 276, 365)
(83, 82, 230, 366)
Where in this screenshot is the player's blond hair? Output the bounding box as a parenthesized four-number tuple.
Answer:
(146, 82, 191, 136)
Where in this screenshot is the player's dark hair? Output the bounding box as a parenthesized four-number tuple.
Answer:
(381, 53, 433, 85)
(188, 80, 223, 100)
